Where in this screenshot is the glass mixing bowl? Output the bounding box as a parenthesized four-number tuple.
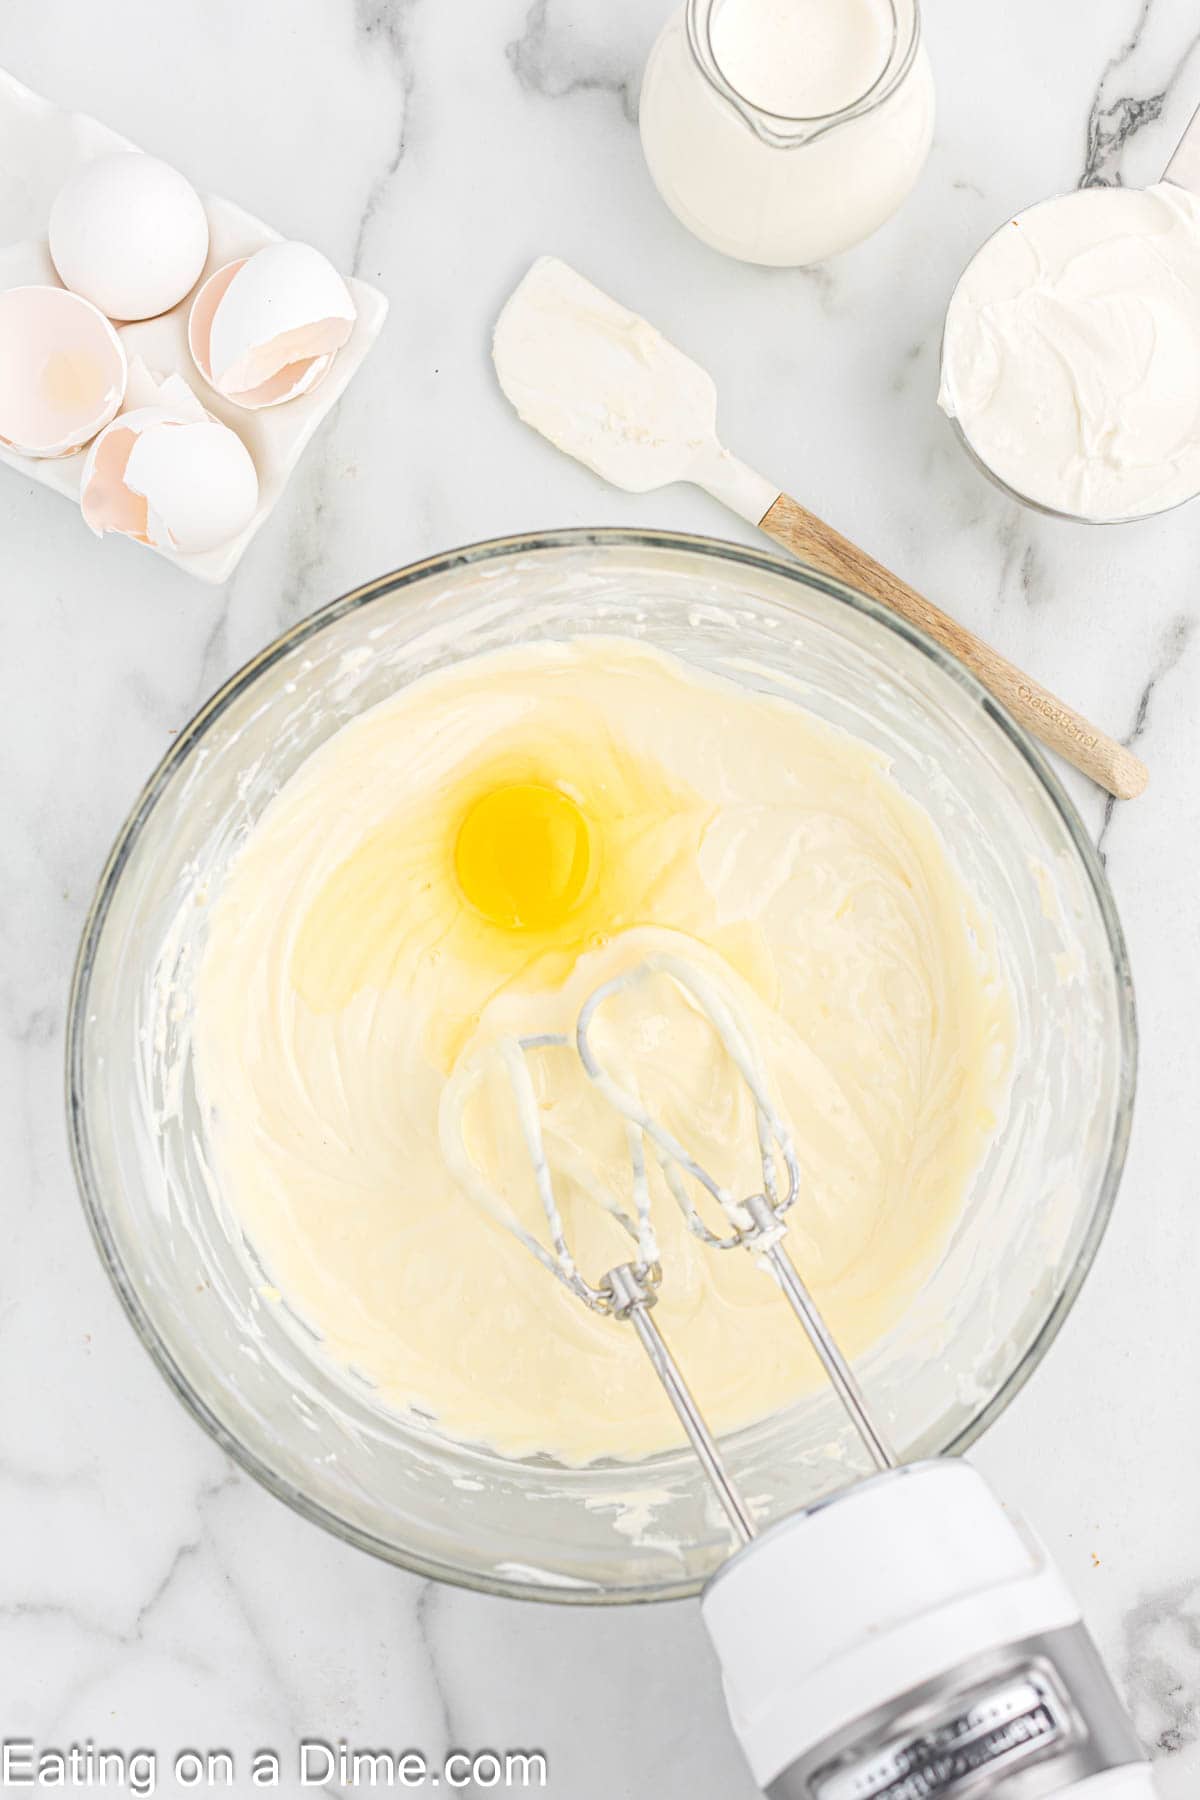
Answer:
(67, 529, 1136, 1603)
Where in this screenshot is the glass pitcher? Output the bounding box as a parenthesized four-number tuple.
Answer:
(639, 0, 935, 267)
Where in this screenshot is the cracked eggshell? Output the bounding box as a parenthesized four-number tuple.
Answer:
(49, 151, 210, 322)
(0, 284, 127, 458)
(188, 240, 356, 409)
(80, 381, 259, 555)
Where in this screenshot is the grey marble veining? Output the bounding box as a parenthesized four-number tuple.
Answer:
(1082, 0, 1200, 186)
(1, 2, 1199, 1796)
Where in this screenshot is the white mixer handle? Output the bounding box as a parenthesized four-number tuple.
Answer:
(1064, 1769, 1161, 1798)
(702, 1460, 1157, 1799)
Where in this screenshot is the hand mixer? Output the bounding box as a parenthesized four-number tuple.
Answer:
(441, 954, 1158, 1800)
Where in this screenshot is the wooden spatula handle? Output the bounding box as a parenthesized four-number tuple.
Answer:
(760, 493, 1148, 801)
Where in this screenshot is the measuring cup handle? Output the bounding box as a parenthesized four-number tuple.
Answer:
(1165, 102, 1200, 193)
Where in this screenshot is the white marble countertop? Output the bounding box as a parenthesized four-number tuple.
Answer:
(2, 2, 1198, 1795)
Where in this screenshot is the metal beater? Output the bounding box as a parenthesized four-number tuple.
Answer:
(441, 951, 893, 1544)
(440, 950, 1157, 1800)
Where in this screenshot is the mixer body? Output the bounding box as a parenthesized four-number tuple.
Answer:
(702, 1461, 1155, 1800)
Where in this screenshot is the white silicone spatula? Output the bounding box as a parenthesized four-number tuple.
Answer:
(493, 256, 1147, 801)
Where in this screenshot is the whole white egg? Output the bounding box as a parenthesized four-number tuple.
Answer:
(49, 152, 210, 322)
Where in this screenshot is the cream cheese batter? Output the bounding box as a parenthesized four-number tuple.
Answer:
(193, 638, 1012, 1463)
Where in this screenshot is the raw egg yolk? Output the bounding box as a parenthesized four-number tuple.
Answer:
(454, 783, 592, 931)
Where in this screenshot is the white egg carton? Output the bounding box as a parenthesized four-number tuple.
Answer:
(0, 67, 387, 584)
